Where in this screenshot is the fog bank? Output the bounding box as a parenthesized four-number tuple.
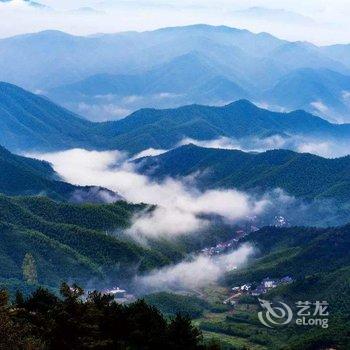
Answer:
(136, 244, 254, 292)
(31, 149, 269, 239)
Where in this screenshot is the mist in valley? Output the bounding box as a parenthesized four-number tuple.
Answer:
(30, 147, 350, 237)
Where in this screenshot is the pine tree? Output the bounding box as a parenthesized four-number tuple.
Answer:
(22, 253, 38, 284)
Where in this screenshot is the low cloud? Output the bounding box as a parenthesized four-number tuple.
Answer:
(70, 187, 123, 204)
(342, 90, 350, 101)
(31, 149, 269, 239)
(29, 147, 350, 237)
(0, 0, 49, 10)
(154, 92, 182, 99)
(77, 102, 131, 121)
(126, 187, 267, 239)
(296, 141, 335, 157)
(310, 100, 329, 114)
(132, 148, 168, 159)
(179, 135, 350, 158)
(179, 137, 242, 150)
(136, 244, 254, 291)
(66, 93, 184, 121)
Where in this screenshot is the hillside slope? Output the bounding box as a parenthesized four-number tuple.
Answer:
(228, 224, 350, 283)
(0, 82, 100, 151)
(265, 68, 350, 122)
(135, 144, 350, 201)
(222, 224, 350, 349)
(0, 195, 172, 289)
(0, 145, 121, 202)
(101, 99, 350, 153)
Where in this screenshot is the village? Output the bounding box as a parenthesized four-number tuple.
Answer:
(201, 225, 260, 257)
(201, 215, 289, 257)
(223, 276, 294, 305)
(96, 216, 290, 305)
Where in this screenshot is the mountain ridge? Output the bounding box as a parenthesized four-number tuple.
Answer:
(135, 143, 350, 201)
(1, 81, 350, 154)
(0, 144, 122, 202)
(2, 24, 350, 121)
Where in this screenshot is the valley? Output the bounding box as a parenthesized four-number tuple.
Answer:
(0, 18, 349, 350)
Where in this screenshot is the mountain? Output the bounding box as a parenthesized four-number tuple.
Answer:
(0, 30, 110, 90)
(270, 41, 347, 73)
(1, 82, 350, 154)
(264, 68, 350, 122)
(48, 52, 249, 120)
(0, 82, 107, 151)
(233, 7, 315, 25)
(322, 44, 350, 69)
(103, 99, 350, 153)
(1, 25, 350, 121)
(230, 224, 350, 283)
(135, 144, 350, 201)
(47, 51, 244, 94)
(0, 145, 121, 202)
(0, 25, 284, 91)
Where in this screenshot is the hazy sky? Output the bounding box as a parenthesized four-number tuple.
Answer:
(1, 0, 350, 45)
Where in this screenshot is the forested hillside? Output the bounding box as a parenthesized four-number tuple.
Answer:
(0, 195, 175, 293)
(0, 82, 100, 151)
(0, 145, 121, 202)
(136, 144, 350, 201)
(227, 224, 350, 284)
(100, 99, 350, 153)
(221, 224, 350, 349)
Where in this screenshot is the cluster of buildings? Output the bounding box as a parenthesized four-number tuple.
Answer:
(201, 216, 292, 258)
(200, 216, 290, 258)
(201, 238, 239, 256)
(201, 228, 255, 256)
(224, 276, 293, 305)
(250, 276, 293, 295)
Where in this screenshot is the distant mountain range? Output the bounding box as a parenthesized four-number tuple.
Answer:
(135, 144, 350, 202)
(48, 52, 249, 120)
(264, 68, 350, 122)
(233, 7, 315, 25)
(0, 25, 289, 90)
(1, 82, 349, 154)
(1, 24, 350, 349)
(1, 25, 350, 121)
